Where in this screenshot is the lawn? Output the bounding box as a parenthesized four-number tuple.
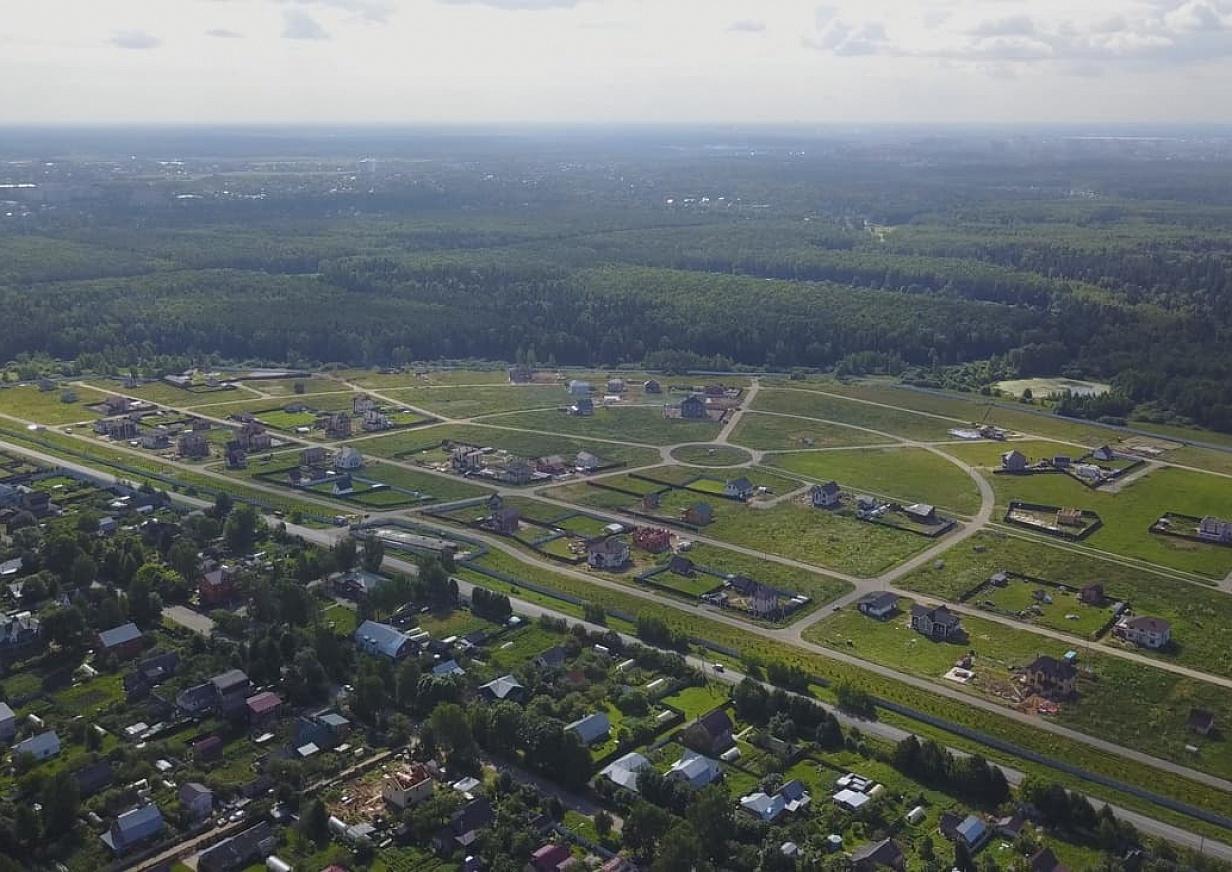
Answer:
(0, 384, 108, 424)
(646, 568, 725, 598)
(669, 444, 753, 466)
(728, 410, 893, 451)
(704, 500, 931, 577)
(345, 368, 510, 388)
(484, 625, 566, 670)
(481, 406, 722, 446)
(381, 384, 568, 418)
(361, 460, 493, 503)
(185, 392, 357, 416)
(542, 482, 637, 511)
(555, 513, 612, 537)
(256, 409, 319, 430)
(900, 529, 1232, 679)
(751, 388, 956, 441)
(765, 446, 982, 514)
(237, 375, 342, 396)
(322, 603, 359, 636)
(662, 684, 730, 719)
(985, 464, 1232, 578)
(82, 378, 259, 406)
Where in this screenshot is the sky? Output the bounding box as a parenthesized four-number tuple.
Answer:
(1, 0, 1230, 124)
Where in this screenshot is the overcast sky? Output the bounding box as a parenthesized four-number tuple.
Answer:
(2, 0, 1230, 124)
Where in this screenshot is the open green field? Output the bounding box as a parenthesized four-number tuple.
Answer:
(484, 625, 567, 671)
(646, 568, 725, 597)
(1166, 445, 1232, 476)
(236, 375, 342, 396)
(705, 500, 930, 577)
(985, 465, 1232, 578)
(343, 368, 511, 388)
(357, 461, 493, 502)
(186, 391, 359, 417)
(356, 422, 662, 468)
(0, 384, 108, 424)
(480, 406, 722, 446)
(668, 443, 753, 466)
(728, 410, 894, 451)
(804, 601, 1232, 781)
(766, 446, 982, 514)
(542, 481, 637, 511)
(752, 387, 956, 441)
(900, 529, 1232, 679)
(381, 384, 568, 418)
(637, 464, 802, 494)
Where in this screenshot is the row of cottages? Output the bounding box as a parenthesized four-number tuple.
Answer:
(811, 481, 841, 508)
(1198, 516, 1232, 544)
(587, 537, 630, 569)
(909, 604, 963, 641)
(1115, 615, 1172, 649)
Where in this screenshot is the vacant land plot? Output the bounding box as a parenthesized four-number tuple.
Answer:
(752, 388, 955, 441)
(382, 384, 567, 418)
(766, 446, 981, 514)
(900, 530, 1232, 679)
(986, 465, 1232, 578)
(0, 385, 108, 424)
(481, 406, 722, 446)
(669, 444, 752, 466)
(237, 375, 342, 396)
(358, 423, 662, 468)
(729, 411, 893, 451)
(705, 501, 930, 577)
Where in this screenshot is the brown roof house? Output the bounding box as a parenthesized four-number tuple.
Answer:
(1023, 655, 1077, 698)
(681, 708, 735, 756)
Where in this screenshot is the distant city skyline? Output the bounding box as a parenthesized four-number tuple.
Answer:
(3, 0, 1231, 124)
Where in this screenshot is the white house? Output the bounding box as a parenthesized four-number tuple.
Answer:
(334, 446, 364, 470)
(667, 751, 721, 789)
(600, 752, 650, 792)
(382, 763, 435, 809)
(13, 730, 60, 761)
(566, 712, 611, 746)
(1117, 615, 1172, 649)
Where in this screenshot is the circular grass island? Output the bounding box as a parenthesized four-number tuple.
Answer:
(669, 443, 753, 467)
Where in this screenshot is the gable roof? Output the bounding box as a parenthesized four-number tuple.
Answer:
(696, 707, 733, 738)
(726, 477, 753, 491)
(479, 674, 525, 701)
(1030, 847, 1069, 872)
(566, 712, 611, 745)
(911, 603, 961, 627)
(852, 838, 903, 868)
(667, 751, 720, 787)
(858, 591, 898, 611)
(210, 668, 250, 695)
(1124, 615, 1170, 634)
(98, 622, 142, 649)
(14, 730, 59, 757)
(1027, 655, 1077, 682)
(106, 803, 164, 851)
(600, 752, 650, 791)
(198, 821, 273, 870)
(246, 691, 282, 715)
(355, 620, 412, 658)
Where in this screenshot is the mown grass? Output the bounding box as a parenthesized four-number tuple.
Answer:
(766, 446, 982, 514)
(0, 384, 108, 424)
(669, 444, 753, 466)
(752, 387, 955, 441)
(728, 410, 894, 451)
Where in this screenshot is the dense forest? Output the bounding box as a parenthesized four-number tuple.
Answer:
(2, 128, 1232, 429)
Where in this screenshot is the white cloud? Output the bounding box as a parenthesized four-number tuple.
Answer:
(437, 0, 589, 9)
(282, 8, 329, 39)
(110, 29, 161, 49)
(205, 27, 244, 38)
(279, 0, 395, 24)
(728, 19, 767, 33)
